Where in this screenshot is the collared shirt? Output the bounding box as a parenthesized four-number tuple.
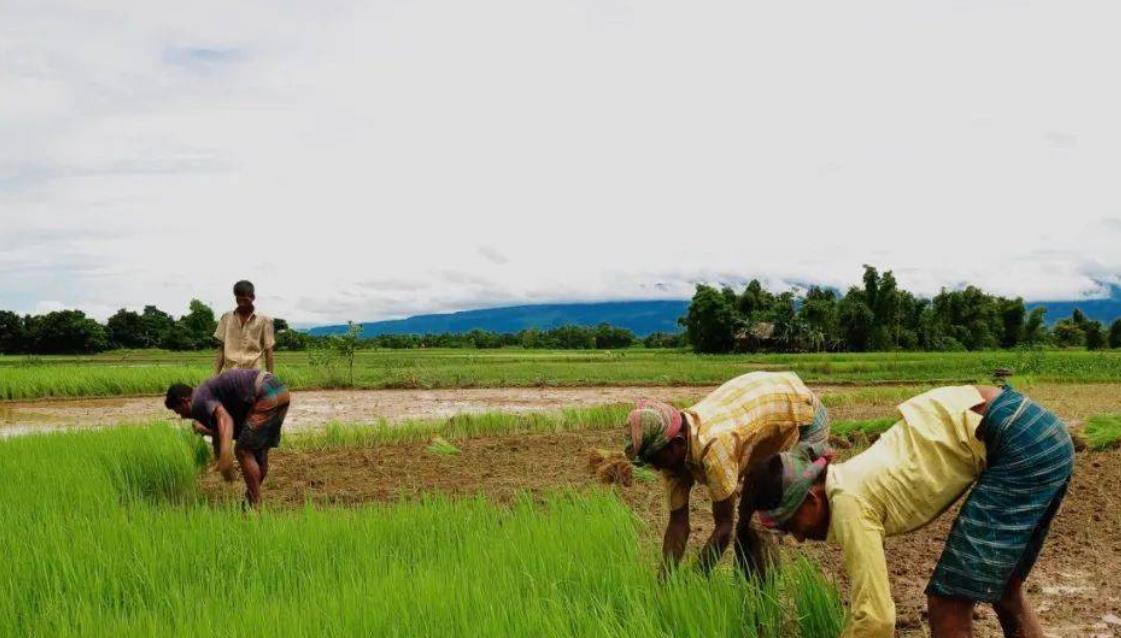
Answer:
(663, 371, 818, 509)
(825, 385, 987, 638)
(214, 310, 275, 371)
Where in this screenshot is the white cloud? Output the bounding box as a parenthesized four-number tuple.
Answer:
(2, 0, 1120, 323)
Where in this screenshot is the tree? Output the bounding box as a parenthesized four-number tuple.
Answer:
(643, 332, 684, 349)
(1051, 319, 1085, 348)
(25, 310, 107, 354)
(737, 279, 774, 321)
(871, 270, 900, 350)
(998, 298, 1026, 349)
(106, 309, 147, 349)
(1022, 307, 1048, 346)
(0, 310, 26, 354)
(593, 323, 635, 349)
(1085, 320, 1106, 350)
(179, 299, 217, 349)
(798, 287, 839, 350)
(273, 318, 290, 332)
(682, 285, 736, 353)
(140, 305, 175, 348)
(1110, 319, 1121, 349)
(837, 288, 875, 352)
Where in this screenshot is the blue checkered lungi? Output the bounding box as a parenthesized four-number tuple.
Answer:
(926, 386, 1075, 602)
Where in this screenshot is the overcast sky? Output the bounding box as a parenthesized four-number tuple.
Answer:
(2, 1, 1120, 325)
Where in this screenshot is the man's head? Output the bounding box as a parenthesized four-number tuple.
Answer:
(624, 400, 688, 471)
(164, 383, 194, 418)
(747, 444, 832, 542)
(233, 280, 255, 311)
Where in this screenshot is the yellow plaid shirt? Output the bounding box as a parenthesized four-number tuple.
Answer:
(664, 371, 818, 509)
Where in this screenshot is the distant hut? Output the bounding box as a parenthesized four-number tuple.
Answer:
(735, 321, 775, 352)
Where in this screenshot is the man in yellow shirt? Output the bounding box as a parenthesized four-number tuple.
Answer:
(624, 371, 829, 577)
(746, 384, 1074, 638)
(214, 280, 276, 374)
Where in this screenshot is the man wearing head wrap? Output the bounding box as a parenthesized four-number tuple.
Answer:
(743, 384, 1074, 638)
(624, 371, 829, 576)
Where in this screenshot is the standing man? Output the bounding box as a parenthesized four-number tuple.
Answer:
(214, 280, 275, 374)
(624, 371, 830, 577)
(745, 384, 1074, 638)
(165, 368, 290, 507)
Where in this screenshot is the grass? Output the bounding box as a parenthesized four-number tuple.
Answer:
(0, 425, 845, 637)
(1083, 414, 1121, 450)
(831, 417, 898, 443)
(3, 347, 1121, 400)
(288, 403, 632, 450)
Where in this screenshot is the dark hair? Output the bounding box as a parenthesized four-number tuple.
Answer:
(233, 280, 255, 297)
(165, 383, 193, 409)
(733, 453, 786, 581)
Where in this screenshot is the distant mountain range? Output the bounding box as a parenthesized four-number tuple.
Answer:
(1026, 284, 1121, 326)
(306, 301, 690, 337)
(307, 287, 1121, 338)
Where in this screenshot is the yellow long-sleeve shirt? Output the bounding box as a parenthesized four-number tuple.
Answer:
(825, 385, 987, 638)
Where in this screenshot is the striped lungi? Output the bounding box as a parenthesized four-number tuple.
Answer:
(236, 373, 290, 451)
(926, 386, 1074, 602)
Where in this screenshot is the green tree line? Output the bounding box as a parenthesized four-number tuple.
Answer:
(681, 265, 1121, 353)
(0, 301, 653, 354)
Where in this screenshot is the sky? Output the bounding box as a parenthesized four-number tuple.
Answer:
(2, 0, 1120, 326)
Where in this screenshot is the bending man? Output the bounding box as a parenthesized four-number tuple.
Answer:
(624, 371, 829, 576)
(745, 384, 1074, 638)
(165, 368, 291, 507)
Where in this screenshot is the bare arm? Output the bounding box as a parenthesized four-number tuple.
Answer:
(192, 421, 214, 436)
(265, 348, 274, 374)
(214, 346, 225, 375)
(213, 405, 236, 481)
(697, 497, 736, 574)
(662, 506, 691, 576)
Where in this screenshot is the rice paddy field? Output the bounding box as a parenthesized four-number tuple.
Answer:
(0, 425, 843, 638)
(3, 347, 1121, 400)
(3, 348, 1121, 636)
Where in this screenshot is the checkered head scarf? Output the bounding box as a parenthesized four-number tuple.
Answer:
(758, 442, 832, 529)
(624, 400, 683, 465)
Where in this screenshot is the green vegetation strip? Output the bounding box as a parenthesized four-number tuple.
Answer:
(1, 426, 843, 637)
(1083, 414, 1121, 450)
(4, 348, 1121, 401)
(288, 404, 632, 450)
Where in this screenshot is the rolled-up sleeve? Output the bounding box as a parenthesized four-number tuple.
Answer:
(830, 493, 895, 638)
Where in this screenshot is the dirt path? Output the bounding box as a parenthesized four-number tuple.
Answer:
(200, 429, 1121, 638)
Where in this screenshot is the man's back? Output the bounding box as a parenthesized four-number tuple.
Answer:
(827, 385, 987, 537)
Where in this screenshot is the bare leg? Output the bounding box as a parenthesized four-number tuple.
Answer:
(255, 449, 269, 483)
(993, 577, 1044, 638)
(929, 594, 974, 638)
(236, 445, 263, 508)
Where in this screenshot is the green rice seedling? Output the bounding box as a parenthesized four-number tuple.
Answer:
(831, 417, 897, 444)
(1083, 414, 1121, 450)
(0, 425, 845, 637)
(426, 435, 461, 455)
(288, 403, 634, 450)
